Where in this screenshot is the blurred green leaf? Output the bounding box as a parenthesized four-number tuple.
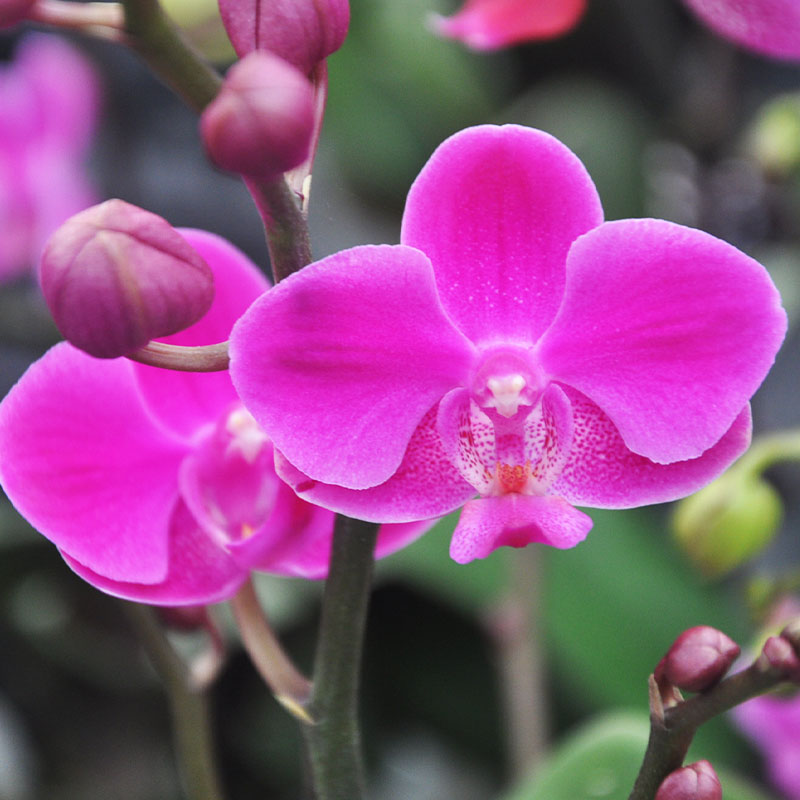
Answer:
(498, 712, 777, 800)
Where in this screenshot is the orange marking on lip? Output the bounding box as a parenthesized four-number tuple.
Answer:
(496, 461, 530, 494)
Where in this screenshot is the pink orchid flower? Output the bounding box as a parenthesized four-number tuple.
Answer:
(735, 692, 800, 799)
(0, 231, 428, 605)
(431, 0, 586, 50)
(0, 34, 98, 282)
(229, 125, 786, 564)
(683, 0, 800, 61)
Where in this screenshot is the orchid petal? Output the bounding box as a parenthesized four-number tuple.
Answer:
(133, 230, 269, 439)
(552, 388, 752, 507)
(524, 384, 573, 492)
(274, 404, 475, 521)
(62, 499, 246, 605)
(401, 125, 603, 346)
(432, 0, 586, 50)
(230, 245, 477, 489)
(0, 344, 188, 582)
(683, 0, 800, 61)
(449, 494, 591, 564)
(538, 219, 786, 463)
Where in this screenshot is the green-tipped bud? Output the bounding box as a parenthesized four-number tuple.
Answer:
(673, 470, 782, 578)
(745, 94, 800, 177)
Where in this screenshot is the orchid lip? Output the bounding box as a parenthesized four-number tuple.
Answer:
(470, 345, 546, 419)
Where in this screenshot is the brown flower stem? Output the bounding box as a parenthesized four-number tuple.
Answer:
(124, 604, 226, 800)
(30, 0, 124, 39)
(628, 654, 791, 800)
(229, 579, 313, 723)
(302, 516, 380, 800)
(126, 341, 230, 372)
(244, 177, 314, 283)
(120, 0, 222, 114)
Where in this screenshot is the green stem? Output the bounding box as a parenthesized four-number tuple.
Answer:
(120, 0, 222, 113)
(628, 655, 790, 800)
(245, 178, 314, 283)
(302, 517, 380, 800)
(125, 604, 226, 800)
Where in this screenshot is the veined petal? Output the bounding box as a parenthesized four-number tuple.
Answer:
(552, 388, 753, 507)
(449, 495, 592, 564)
(524, 383, 573, 492)
(401, 125, 603, 346)
(133, 230, 269, 439)
(538, 219, 786, 463)
(230, 245, 477, 489)
(0, 344, 188, 583)
(275, 404, 475, 521)
(432, 0, 586, 50)
(62, 499, 247, 605)
(683, 0, 800, 61)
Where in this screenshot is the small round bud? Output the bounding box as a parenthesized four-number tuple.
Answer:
(219, 0, 349, 75)
(201, 51, 315, 183)
(761, 635, 800, 682)
(656, 626, 740, 693)
(655, 761, 722, 800)
(39, 199, 214, 359)
(0, 0, 36, 28)
(673, 470, 782, 578)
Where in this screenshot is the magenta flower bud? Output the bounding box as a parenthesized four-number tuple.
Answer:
(39, 199, 214, 358)
(761, 635, 800, 682)
(201, 51, 314, 183)
(655, 761, 722, 800)
(0, 0, 36, 28)
(218, 0, 349, 75)
(656, 626, 740, 693)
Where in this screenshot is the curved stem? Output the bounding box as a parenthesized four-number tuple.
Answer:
(302, 516, 379, 800)
(230, 579, 313, 723)
(628, 650, 793, 800)
(124, 604, 226, 800)
(120, 0, 222, 113)
(126, 341, 230, 372)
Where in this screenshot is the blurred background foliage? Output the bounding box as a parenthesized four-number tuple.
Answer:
(2, 0, 800, 798)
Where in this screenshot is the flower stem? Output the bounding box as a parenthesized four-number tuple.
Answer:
(229, 579, 313, 724)
(628, 652, 792, 800)
(127, 341, 230, 372)
(30, 0, 124, 39)
(302, 516, 380, 800)
(124, 604, 226, 800)
(120, 0, 222, 113)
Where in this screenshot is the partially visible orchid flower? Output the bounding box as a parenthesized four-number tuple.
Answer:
(431, 0, 586, 50)
(229, 125, 786, 565)
(0, 34, 99, 282)
(0, 230, 429, 605)
(683, 0, 800, 61)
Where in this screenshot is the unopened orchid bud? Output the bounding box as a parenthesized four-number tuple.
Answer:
(218, 0, 349, 75)
(656, 626, 740, 693)
(673, 469, 782, 578)
(655, 761, 722, 800)
(0, 0, 35, 27)
(760, 635, 800, 682)
(39, 199, 214, 358)
(201, 51, 314, 183)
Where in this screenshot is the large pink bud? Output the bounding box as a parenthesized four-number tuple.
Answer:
(0, 0, 35, 28)
(218, 0, 349, 75)
(655, 761, 722, 800)
(655, 626, 740, 693)
(40, 199, 214, 358)
(201, 50, 314, 183)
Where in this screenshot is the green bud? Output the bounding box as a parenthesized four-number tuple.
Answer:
(673, 471, 783, 579)
(745, 93, 800, 177)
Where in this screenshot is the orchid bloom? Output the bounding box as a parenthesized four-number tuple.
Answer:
(734, 692, 800, 799)
(683, 0, 800, 61)
(0, 34, 98, 282)
(431, 0, 586, 50)
(229, 125, 786, 564)
(0, 231, 428, 605)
